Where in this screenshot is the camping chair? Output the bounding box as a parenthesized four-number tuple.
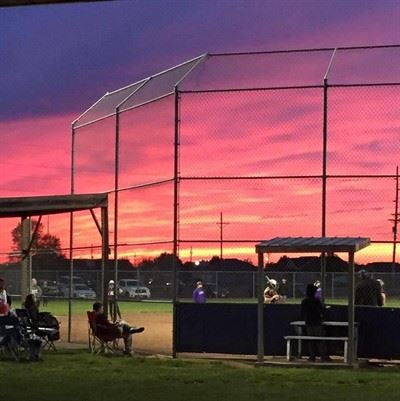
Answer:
(87, 311, 119, 354)
(0, 315, 21, 361)
(15, 309, 45, 359)
(37, 312, 60, 351)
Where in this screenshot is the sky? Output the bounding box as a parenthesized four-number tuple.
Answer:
(0, 0, 399, 264)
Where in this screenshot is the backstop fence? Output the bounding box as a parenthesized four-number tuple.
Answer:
(70, 45, 400, 275)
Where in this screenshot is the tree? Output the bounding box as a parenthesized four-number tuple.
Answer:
(9, 219, 63, 261)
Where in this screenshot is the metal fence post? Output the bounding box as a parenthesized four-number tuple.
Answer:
(112, 107, 120, 322)
(348, 251, 356, 365)
(68, 123, 76, 343)
(172, 86, 181, 358)
(257, 252, 264, 363)
(292, 272, 296, 299)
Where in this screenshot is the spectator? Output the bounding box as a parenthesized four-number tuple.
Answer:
(301, 284, 330, 362)
(108, 280, 122, 321)
(31, 278, 43, 307)
(24, 293, 40, 325)
(192, 281, 207, 304)
(355, 270, 383, 306)
(314, 280, 322, 302)
(376, 279, 386, 306)
(0, 278, 10, 316)
(264, 279, 281, 304)
(24, 294, 42, 361)
(279, 278, 288, 302)
(93, 302, 144, 355)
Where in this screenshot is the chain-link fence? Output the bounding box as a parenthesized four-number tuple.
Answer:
(3, 268, 400, 306)
(69, 45, 400, 272)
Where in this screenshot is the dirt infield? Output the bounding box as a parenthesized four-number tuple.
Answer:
(58, 312, 172, 355)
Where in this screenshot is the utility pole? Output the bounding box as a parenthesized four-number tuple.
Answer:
(216, 212, 229, 259)
(189, 247, 193, 264)
(390, 166, 399, 273)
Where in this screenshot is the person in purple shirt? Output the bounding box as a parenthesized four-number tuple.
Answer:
(314, 280, 322, 301)
(192, 281, 207, 304)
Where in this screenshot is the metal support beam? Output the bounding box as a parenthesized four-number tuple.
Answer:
(172, 86, 180, 358)
(321, 77, 329, 302)
(348, 251, 356, 365)
(20, 216, 31, 304)
(68, 124, 76, 342)
(89, 209, 103, 237)
(257, 252, 265, 364)
(112, 108, 120, 322)
(101, 206, 110, 317)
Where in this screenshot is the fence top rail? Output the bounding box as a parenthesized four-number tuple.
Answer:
(208, 44, 400, 57)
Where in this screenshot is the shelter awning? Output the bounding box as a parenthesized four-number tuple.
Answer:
(0, 193, 108, 218)
(256, 236, 370, 254)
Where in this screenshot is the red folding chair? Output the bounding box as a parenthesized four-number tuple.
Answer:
(87, 311, 119, 354)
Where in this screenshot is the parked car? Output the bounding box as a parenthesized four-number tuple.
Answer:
(38, 280, 60, 297)
(61, 284, 96, 299)
(118, 279, 151, 299)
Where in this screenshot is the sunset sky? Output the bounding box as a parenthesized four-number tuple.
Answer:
(0, 0, 399, 264)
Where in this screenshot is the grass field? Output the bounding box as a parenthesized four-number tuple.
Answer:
(1, 350, 400, 401)
(43, 299, 173, 316)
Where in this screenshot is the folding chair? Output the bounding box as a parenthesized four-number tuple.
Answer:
(87, 311, 119, 354)
(0, 315, 21, 361)
(37, 312, 60, 351)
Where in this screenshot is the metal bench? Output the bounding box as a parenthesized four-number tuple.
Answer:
(284, 335, 349, 363)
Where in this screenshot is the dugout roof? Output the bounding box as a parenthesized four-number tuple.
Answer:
(256, 237, 370, 254)
(0, 193, 108, 218)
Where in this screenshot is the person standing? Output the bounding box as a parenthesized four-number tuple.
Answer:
(192, 281, 207, 304)
(31, 278, 43, 307)
(376, 279, 386, 306)
(314, 280, 322, 302)
(355, 270, 383, 306)
(108, 280, 122, 321)
(300, 284, 330, 362)
(0, 278, 10, 316)
(279, 278, 288, 302)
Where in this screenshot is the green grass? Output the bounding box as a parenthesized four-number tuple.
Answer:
(42, 299, 173, 316)
(1, 350, 400, 401)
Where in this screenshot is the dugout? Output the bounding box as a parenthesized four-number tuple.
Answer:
(0, 193, 110, 340)
(176, 237, 400, 366)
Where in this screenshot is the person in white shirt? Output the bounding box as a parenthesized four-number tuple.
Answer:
(0, 277, 10, 316)
(31, 278, 43, 307)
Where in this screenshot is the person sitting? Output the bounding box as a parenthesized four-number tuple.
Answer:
(92, 302, 144, 355)
(24, 294, 40, 325)
(23, 294, 42, 361)
(264, 279, 281, 304)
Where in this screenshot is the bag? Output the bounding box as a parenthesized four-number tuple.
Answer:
(38, 312, 60, 341)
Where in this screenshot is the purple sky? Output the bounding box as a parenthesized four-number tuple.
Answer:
(1, 0, 399, 121)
